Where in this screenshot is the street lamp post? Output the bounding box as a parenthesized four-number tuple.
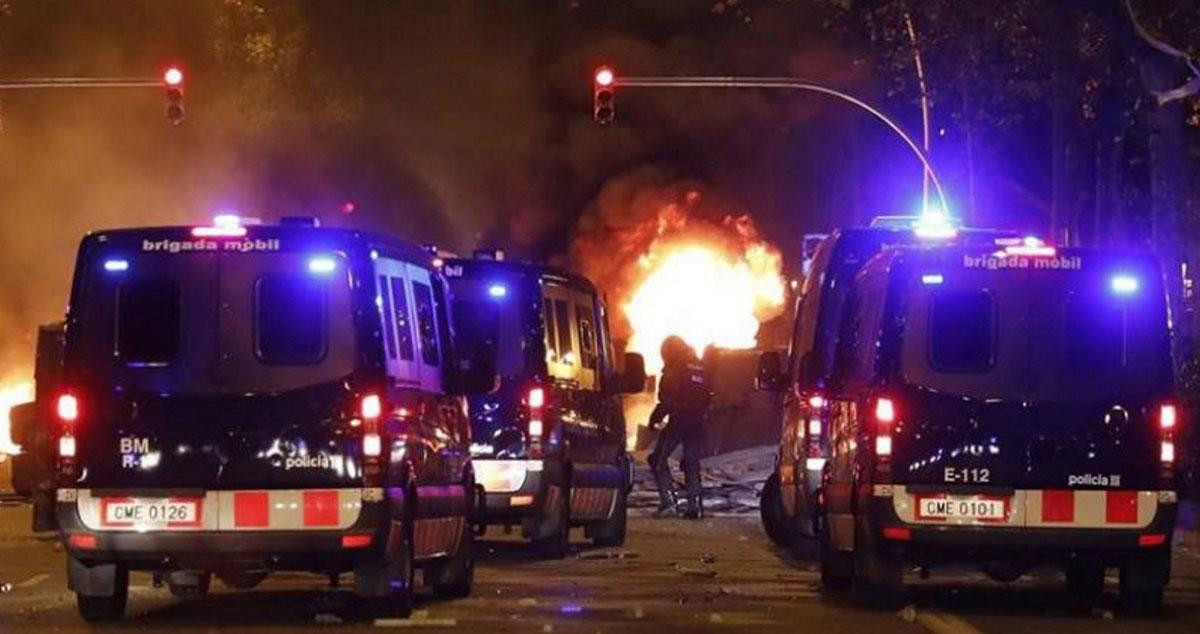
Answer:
(594, 72, 951, 217)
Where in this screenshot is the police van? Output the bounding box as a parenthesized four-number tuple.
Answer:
(786, 239, 1179, 609)
(759, 219, 1012, 546)
(443, 254, 645, 557)
(54, 216, 494, 621)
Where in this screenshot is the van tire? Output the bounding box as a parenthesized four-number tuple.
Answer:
(851, 527, 903, 609)
(1064, 559, 1105, 600)
(590, 489, 628, 548)
(532, 473, 571, 559)
(1120, 548, 1170, 614)
(76, 566, 128, 622)
(353, 508, 415, 620)
(761, 471, 795, 548)
(819, 514, 853, 592)
(429, 517, 475, 599)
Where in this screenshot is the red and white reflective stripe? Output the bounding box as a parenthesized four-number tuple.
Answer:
(75, 489, 364, 532)
(1027, 489, 1157, 528)
(223, 489, 361, 530)
(413, 516, 465, 559)
(569, 487, 618, 521)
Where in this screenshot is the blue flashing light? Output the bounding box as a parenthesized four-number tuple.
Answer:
(308, 256, 337, 274)
(103, 259, 129, 272)
(921, 273, 944, 285)
(212, 213, 241, 228)
(1111, 274, 1139, 295)
(488, 283, 508, 298)
(370, 249, 379, 261)
(560, 604, 584, 615)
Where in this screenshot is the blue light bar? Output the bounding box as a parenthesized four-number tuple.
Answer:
(488, 284, 508, 298)
(103, 259, 129, 272)
(921, 273, 944, 285)
(1111, 274, 1139, 295)
(308, 256, 337, 274)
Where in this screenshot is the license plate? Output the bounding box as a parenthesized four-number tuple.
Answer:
(916, 495, 1007, 522)
(100, 498, 201, 528)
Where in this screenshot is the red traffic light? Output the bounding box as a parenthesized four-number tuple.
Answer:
(163, 67, 184, 87)
(594, 67, 615, 87)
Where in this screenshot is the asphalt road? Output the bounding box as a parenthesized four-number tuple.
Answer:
(1, 503, 1199, 633)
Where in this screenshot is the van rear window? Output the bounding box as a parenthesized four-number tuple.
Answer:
(117, 278, 180, 366)
(928, 290, 994, 371)
(255, 273, 327, 365)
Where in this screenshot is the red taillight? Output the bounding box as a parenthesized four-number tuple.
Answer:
(1139, 533, 1167, 548)
(528, 387, 545, 410)
(874, 398, 896, 424)
(361, 394, 381, 420)
(68, 533, 98, 550)
(874, 397, 895, 458)
(1160, 441, 1175, 464)
(341, 533, 373, 549)
(1159, 404, 1177, 430)
(58, 435, 76, 458)
(808, 394, 826, 409)
(57, 394, 79, 423)
(882, 526, 911, 541)
(363, 433, 382, 458)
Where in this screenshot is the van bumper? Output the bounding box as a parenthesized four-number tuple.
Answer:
(56, 496, 393, 571)
(475, 459, 553, 522)
(866, 495, 1178, 560)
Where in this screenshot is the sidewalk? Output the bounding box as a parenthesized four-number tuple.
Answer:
(1178, 500, 1199, 549)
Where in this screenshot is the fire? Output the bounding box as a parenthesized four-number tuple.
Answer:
(626, 241, 785, 374)
(1, 379, 34, 455)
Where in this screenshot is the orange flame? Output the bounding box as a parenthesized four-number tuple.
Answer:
(626, 237, 785, 375)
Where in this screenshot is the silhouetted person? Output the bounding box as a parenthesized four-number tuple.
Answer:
(647, 336, 712, 519)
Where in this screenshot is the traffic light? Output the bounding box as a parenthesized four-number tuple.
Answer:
(163, 67, 184, 125)
(593, 66, 615, 125)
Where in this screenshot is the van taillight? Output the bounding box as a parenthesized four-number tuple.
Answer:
(1159, 404, 1177, 430)
(361, 394, 382, 420)
(57, 394, 79, 423)
(527, 387, 545, 458)
(363, 433, 382, 457)
(58, 435, 76, 458)
(874, 397, 895, 457)
(872, 397, 895, 481)
(874, 398, 896, 424)
(1158, 403, 1178, 468)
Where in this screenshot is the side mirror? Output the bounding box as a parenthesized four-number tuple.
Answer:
(619, 352, 648, 394)
(756, 350, 786, 391)
(452, 349, 499, 395)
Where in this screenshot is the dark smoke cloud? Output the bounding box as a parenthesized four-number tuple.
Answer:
(0, 0, 864, 376)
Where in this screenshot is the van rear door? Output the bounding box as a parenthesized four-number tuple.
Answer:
(886, 251, 1172, 521)
(69, 239, 361, 494)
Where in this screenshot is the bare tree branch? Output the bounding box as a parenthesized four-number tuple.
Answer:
(1125, 0, 1200, 105)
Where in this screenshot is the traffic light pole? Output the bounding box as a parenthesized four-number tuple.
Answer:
(0, 77, 163, 90)
(604, 75, 950, 215)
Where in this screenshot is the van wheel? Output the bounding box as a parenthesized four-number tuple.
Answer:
(590, 489, 628, 548)
(168, 570, 211, 599)
(851, 527, 903, 609)
(532, 475, 571, 559)
(429, 516, 475, 599)
(760, 471, 795, 548)
(819, 514, 853, 592)
(76, 566, 128, 622)
(1120, 548, 1170, 614)
(1064, 559, 1105, 600)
